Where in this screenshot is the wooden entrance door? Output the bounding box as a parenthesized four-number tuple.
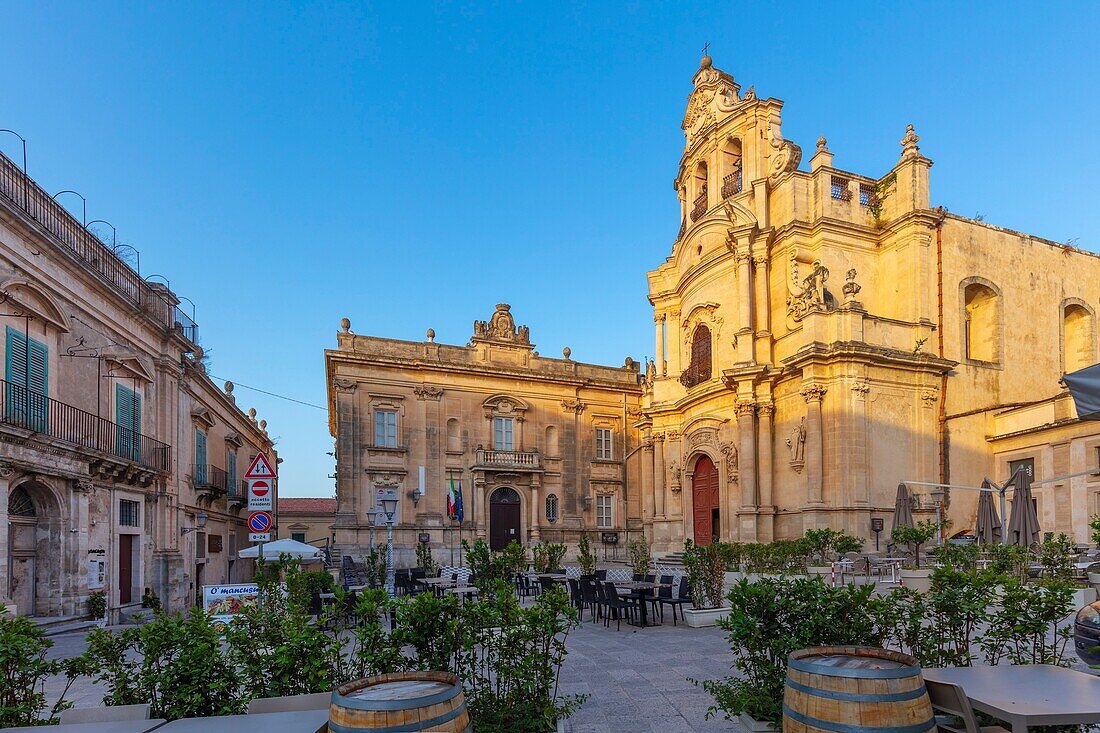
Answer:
(692, 456, 720, 546)
(488, 487, 521, 551)
(118, 534, 134, 605)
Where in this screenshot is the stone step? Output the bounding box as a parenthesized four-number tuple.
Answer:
(28, 615, 99, 637)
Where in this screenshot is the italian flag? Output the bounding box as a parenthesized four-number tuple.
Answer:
(447, 477, 458, 519)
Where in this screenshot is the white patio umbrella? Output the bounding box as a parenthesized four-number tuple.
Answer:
(238, 537, 323, 562)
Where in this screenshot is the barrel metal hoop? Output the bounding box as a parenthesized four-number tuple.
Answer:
(787, 657, 921, 679)
(786, 678, 927, 703)
(782, 703, 933, 733)
(329, 700, 467, 733)
(332, 684, 460, 710)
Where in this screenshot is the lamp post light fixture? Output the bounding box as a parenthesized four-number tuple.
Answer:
(930, 488, 945, 546)
(181, 510, 209, 535)
(381, 495, 398, 597)
(366, 505, 378, 548)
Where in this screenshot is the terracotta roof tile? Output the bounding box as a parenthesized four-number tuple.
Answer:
(278, 497, 336, 514)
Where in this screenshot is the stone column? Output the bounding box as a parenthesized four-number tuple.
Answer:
(801, 384, 828, 504)
(0, 463, 12, 610)
(735, 249, 754, 362)
(653, 434, 666, 518)
(529, 481, 541, 542)
(736, 400, 757, 515)
(475, 475, 487, 540)
(757, 402, 775, 542)
(641, 439, 655, 523)
(669, 433, 683, 519)
(654, 314, 666, 377)
(753, 254, 773, 364)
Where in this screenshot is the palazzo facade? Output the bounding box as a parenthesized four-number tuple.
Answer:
(640, 55, 1100, 550)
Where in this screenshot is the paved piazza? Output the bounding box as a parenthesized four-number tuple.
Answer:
(43, 617, 739, 732)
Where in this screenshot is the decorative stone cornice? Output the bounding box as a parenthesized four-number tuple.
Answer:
(851, 382, 871, 399)
(0, 460, 14, 478)
(413, 385, 443, 401)
(734, 400, 756, 417)
(561, 398, 587, 414)
(333, 378, 358, 394)
(756, 402, 775, 417)
(800, 383, 828, 403)
(73, 479, 96, 495)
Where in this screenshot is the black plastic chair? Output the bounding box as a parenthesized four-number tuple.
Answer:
(595, 569, 608, 581)
(601, 581, 636, 631)
(578, 579, 598, 622)
(589, 580, 606, 623)
(657, 574, 689, 626)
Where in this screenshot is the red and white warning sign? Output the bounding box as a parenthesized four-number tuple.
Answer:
(245, 452, 276, 479)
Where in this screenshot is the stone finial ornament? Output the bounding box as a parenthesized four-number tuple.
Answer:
(426, 328, 435, 343)
(259, 419, 267, 431)
(248, 407, 257, 422)
(816, 136, 828, 152)
(563, 346, 572, 360)
(900, 124, 921, 160)
(340, 317, 351, 333)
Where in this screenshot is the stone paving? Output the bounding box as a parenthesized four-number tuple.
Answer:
(41, 613, 741, 731)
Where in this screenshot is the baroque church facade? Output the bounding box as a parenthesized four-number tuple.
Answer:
(328, 56, 1100, 560)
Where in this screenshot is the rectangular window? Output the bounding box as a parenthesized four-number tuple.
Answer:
(374, 409, 398, 448)
(115, 384, 142, 460)
(196, 531, 206, 559)
(858, 182, 875, 207)
(226, 449, 238, 495)
(595, 428, 613, 460)
(5, 326, 48, 431)
(119, 499, 140, 527)
(291, 532, 306, 543)
(1009, 457, 1035, 481)
(493, 416, 514, 451)
(596, 495, 613, 529)
(195, 428, 208, 484)
(830, 176, 851, 201)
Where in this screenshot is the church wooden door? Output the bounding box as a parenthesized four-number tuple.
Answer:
(488, 487, 521, 551)
(692, 456, 720, 546)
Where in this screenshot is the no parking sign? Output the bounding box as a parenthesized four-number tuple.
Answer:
(248, 511, 272, 542)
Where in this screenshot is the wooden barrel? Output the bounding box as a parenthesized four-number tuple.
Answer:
(330, 671, 471, 732)
(784, 647, 935, 733)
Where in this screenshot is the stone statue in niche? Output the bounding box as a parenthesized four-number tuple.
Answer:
(786, 417, 807, 473)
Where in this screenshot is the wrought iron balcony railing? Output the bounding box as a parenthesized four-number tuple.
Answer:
(0, 151, 198, 344)
(474, 448, 541, 470)
(691, 186, 709, 221)
(721, 169, 742, 199)
(193, 464, 229, 493)
(0, 378, 170, 472)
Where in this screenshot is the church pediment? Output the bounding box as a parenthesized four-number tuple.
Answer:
(472, 303, 533, 350)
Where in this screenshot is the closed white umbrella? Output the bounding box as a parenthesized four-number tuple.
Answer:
(238, 537, 323, 562)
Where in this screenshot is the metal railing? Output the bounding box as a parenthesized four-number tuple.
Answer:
(0, 150, 198, 343)
(0, 378, 170, 471)
(722, 169, 742, 198)
(691, 186, 709, 221)
(193, 463, 229, 492)
(474, 448, 541, 469)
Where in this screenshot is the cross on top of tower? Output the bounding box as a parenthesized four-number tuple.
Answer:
(701, 41, 710, 57)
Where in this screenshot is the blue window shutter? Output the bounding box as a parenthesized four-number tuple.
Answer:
(6, 328, 47, 430)
(5, 327, 27, 425)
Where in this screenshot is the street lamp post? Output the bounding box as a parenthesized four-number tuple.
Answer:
(381, 496, 398, 597)
(366, 505, 377, 548)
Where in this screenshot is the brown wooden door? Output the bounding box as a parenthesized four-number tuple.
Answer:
(118, 534, 134, 605)
(488, 487, 521, 551)
(692, 456, 720, 546)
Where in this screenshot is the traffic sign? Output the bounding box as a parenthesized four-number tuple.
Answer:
(249, 533, 271, 543)
(248, 478, 273, 511)
(247, 511, 273, 534)
(245, 452, 276, 479)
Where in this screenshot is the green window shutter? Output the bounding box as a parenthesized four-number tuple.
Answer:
(6, 326, 27, 425)
(195, 429, 207, 484)
(227, 449, 237, 493)
(6, 327, 47, 430)
(115, 385, 141, 459)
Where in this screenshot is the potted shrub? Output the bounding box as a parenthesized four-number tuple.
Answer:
(681, 539, 735, 627)
(892, 520, 939, 592)
(576, 533, 597, 577)
(87, 590, 107, 626)
(545, 542, 567, 573)
(627, 537, 651, 577)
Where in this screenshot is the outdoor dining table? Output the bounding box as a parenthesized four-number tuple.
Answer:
(877, 557, 907, 583)
(923, 664, 1100, 733)
(1, 721, 167, 733)
(155, 709, 329, 733)
(611, 581, 669, 628)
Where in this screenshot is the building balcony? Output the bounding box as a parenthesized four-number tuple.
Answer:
(721, 169, 742, 199)
(691, 186, 709, 221)
(0, 378, 171, 479)
(473, 448, 541, 472)
(0, 150, 198, 345)
(192, 464, 229, 493)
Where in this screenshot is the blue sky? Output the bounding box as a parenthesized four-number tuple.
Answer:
(1, 2, 1097, 496)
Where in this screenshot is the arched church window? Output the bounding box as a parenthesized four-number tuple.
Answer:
(680, 324, 712, 388)
(721, 138, 742, 198)
(1063, 303, 1095, 373)
(545, 493, 559, 523)
(963, 282, 1000, 363)
(8, 486, 35, 517)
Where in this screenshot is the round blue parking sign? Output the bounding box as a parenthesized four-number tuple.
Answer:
(247, 511, 272, 533)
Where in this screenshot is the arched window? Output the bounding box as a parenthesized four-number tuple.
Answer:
(545, 493, 559, 523)
(544, 425, 558, 457)
(446, 418, 461, 452)
(8, 486, 35, 517)
(721, 138, 742, 198)
(1063, 303, 1095, 373)
(680, 324, 712, 388)
(963, 282, 1000, 363)
(691, 161, 709, 221)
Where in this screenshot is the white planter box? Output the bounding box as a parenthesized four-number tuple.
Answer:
(1073, 587, 1098, 610)
(683, 605, 731, 628)
(739, 712, 779, 733)
(899, 569, 932, 593)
